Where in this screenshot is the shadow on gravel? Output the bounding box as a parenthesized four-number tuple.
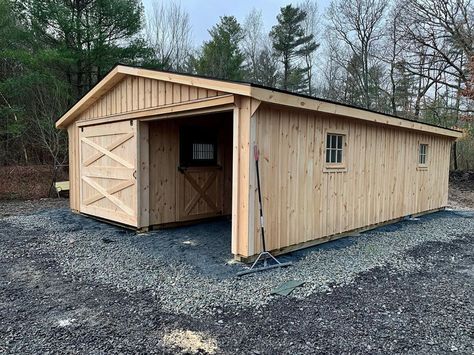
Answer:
(279, 210, 473, 262)
(35, 207, 136, 234)
(28, 208, 474, 280)
(135, 220, 238, 279)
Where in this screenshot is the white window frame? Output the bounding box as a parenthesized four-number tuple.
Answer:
(418, 143, 429, 170)
(324, 129, 348, 172)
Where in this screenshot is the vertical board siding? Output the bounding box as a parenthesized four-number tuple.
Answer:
(149, 120, 179, 224)
(252, 105, 452, 253)
(67, 122, 80, 211)
(233, 97, 254, 256)
(76, 77, 228, 122)
(148, 115, 234, 226)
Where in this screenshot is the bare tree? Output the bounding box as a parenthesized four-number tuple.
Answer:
(26, 78, 69, 193)
(242, 8, 265, 82)
(319, 29, 349, 102)
(299, 0, 321, 95)
(146, 1, 193, 71)
(326, 0, 389, 109)
(400, 0, 473, 87)
(379, 5, 448, 119)
(397, 0, 473, 169)
(376, 4, 405, 115)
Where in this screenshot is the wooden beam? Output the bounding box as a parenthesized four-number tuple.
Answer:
(81, 166, 134, 180)
(250, 87, 463, 139)
(139, 104, 234, 122)
(82, 176, 135, 216)
(82, 179, 134, 205)
(117, 65, 252, 97)
(250, 98, 261, 116)
(231, 96, 254, 257)
(81, 137, 135, 169)
(231, 98, 241, 256)
(76, 95, 235, 127)
(82, 132, 134, 166)
(137, 121, 150, 228)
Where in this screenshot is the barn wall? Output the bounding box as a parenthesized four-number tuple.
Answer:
(148, 114, 233, 225)
(76, 76, 227, 122)
(251, 104, 452, 253)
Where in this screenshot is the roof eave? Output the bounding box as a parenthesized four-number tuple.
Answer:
(56, 64, 463, 139)
(250, 86, 463, 139)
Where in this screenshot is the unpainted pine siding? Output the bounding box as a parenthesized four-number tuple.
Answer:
(148, 114, 233, 225)
(68, 122, 80, 211)
(251, 105, 452, 253)
(76, 76, 226, 122)
(79, 120, 139, 226)
(67, 75, 228, 212)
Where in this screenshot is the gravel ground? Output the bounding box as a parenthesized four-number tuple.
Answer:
(0, 198, 473, 354)
(0, 198, 67, 217)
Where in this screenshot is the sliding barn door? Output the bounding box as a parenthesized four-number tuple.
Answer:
(79, 121, 138, 226)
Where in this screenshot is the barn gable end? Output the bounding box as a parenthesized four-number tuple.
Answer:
(76, 76, 230, 124)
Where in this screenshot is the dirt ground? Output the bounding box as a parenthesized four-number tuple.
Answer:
(0, 165, 68, 200)
(0, 179, 473, 354)
(448, 172, 474, 210)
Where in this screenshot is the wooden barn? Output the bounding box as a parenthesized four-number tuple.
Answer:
(56, 64, 462, 260)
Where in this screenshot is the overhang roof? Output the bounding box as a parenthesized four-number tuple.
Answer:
(56, 64, 463, 139)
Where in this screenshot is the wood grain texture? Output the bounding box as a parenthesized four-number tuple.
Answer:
(79, 120, 138, 227)
(232, 97, 254, 257)
(250, 104, 452, 254)
(67, 122, 80, 211)
(148, 113, 233, 226)
(76, 77, 229, 123)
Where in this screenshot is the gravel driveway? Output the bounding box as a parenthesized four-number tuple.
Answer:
(0, 199, 473, 354)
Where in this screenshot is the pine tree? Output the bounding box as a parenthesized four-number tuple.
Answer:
(0, 0, 147, 166)
(270, 5, 318, 92)
(194, 16, 245, 80)
(26, 0, 147, 99)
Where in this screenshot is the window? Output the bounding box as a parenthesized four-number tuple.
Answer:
(419, 143, 428, 166)
(180, 127, 218, 167)
(326, 133, 345, 164)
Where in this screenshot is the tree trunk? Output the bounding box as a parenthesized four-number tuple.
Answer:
(390, 62, 396, 115)
(452, 141, 458, 171)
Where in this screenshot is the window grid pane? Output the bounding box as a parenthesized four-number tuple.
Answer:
(419, 144, 428, 165)
(326, 134, 344, 164)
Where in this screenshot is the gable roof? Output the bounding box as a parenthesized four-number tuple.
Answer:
(56, 64, 462, 139)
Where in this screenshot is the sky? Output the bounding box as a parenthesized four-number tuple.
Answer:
(142, 0, 331, 45)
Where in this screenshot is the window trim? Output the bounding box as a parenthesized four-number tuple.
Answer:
(417, 142, 429, 171)
(323, 129, 348, 173)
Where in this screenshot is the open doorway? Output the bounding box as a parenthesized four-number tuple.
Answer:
(148, 111, 233, 227)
